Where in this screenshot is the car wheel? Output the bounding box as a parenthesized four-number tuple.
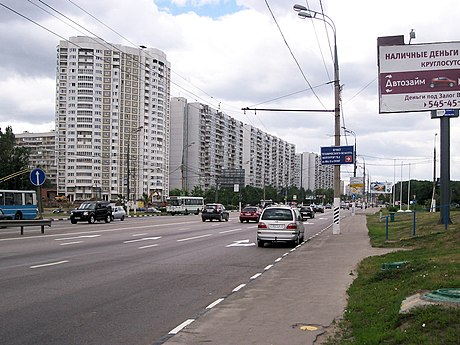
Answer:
(240, 219, 243, 223)
(257, 240, 264, 248)
(202, 217, 206, 222)
(14, 212, 22, 220)
(225, 215, 229, 222)
(71, 219, 77, 224)
(120, 215, 124, 221)
(218, 214, 223, 222)
(104, 215, 111, 223)
(88, 215, 96, 224)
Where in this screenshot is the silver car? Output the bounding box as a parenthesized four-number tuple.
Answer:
(257, 205, 304, 247)
(112, 206, 126, 221)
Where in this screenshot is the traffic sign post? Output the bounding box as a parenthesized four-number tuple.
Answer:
(29, 168, 46, 217)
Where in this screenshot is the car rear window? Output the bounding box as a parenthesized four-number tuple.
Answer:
(242, 207, 257, 212)
(261, 208, 294, 221)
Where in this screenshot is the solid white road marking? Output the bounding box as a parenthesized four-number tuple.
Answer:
(30, 260, 69, 269)
(60, 241, 83, 246)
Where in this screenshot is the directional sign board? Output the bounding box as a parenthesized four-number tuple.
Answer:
(378, 41, 460, 113)
(321, 146, 354, 165)
(29, 168, 46, 186)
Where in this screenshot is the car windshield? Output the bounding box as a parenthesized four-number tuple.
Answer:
(261, 208, 293, 221)
(78, 203, 95, 210)
(242, 207, 257, 212)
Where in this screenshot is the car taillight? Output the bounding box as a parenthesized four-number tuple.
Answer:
(286, 223, 297, 230)
(258, 222, 267, 229)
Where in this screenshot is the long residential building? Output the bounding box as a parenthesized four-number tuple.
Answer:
(169, 97, 296, 192)
(55, 36, 170, 203)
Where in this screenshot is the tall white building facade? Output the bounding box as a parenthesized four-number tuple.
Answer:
(170, 97, 296, 192)
(295, 152, 317, 191)
(55, 37, 170, 202)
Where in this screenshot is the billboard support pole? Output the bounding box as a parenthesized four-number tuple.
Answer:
(439, 116, 451, 225)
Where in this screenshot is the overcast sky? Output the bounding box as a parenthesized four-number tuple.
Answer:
(1, 0, 460, 185)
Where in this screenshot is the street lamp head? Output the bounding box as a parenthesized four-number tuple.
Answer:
(293, 4, 307, 12)
(297, 11, 313, 19)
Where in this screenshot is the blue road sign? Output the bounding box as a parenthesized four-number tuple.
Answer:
(431, 109, 459, 118)
(30, 168, 46, 186)
(321, 146, 354, 165)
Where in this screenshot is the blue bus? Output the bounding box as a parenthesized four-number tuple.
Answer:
(0, 190, 38, 220)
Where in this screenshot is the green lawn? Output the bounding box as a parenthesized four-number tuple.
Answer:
(325, 210, 460, 345)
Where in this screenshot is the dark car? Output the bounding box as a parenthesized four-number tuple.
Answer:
(0, 209, 13, 220)
(239, 206, 262, 223)
(70, 201, 112, 224)
(299, 206, 315, 220)
(201, 203, 229, 222)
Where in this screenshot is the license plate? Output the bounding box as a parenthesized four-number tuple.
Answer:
(270, 224, 285, 229)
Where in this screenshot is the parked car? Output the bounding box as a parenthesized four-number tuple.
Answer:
(239, 206, 262, 223)
(201, 203, 229, 222)
(257, 205, 304, 247)
(325, 204, 332, 209)
(52, 208, 65, 214)
(70, 201, 112, 224)
(299, 205, 315, 220)
(112, 206, 126, 221)
(0, 208, 13, 220)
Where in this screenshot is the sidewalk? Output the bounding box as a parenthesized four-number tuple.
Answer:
(163, 208, 395, 345)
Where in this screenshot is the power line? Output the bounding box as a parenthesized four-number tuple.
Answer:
(264, 0, 326, 110)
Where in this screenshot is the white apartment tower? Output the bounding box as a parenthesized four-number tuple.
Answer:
(55, 37, 170, 203)
(170, 97, 296, 192)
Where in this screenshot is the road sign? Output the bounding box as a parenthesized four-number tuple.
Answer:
(378, 41, 460, 113)
(321, 146, 354, 165)
(29, 168, 46, 186)
(431, 109, 460, 118)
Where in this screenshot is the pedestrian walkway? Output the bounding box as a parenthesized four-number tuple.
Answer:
(163, 208, 395, 345)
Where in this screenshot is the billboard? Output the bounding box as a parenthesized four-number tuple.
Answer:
(349, 177, 364, 196)
(378, 41, 460, 113)
(370, 181, 393, 194)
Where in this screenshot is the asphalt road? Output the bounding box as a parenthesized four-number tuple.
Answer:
(0, 211, 332, 345)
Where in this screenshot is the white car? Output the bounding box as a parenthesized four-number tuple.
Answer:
(112, 206, 126, 221)
(257, 205, 305, 247)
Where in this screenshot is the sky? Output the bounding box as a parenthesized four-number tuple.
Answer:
(1, 0, 460, 186)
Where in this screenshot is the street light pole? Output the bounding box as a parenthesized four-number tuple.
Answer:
(294, 4, 341, 234)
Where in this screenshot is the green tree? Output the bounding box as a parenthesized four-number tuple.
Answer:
(0, 126, 31, 189)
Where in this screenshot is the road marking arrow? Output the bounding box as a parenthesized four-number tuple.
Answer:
(226, 239, 256, 247)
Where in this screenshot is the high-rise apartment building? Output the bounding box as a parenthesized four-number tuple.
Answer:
(295, 152, 317, 191)
(170, 97, 296, 192)
(55, 36, 170, 203)
(15, 131, 57, 186)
